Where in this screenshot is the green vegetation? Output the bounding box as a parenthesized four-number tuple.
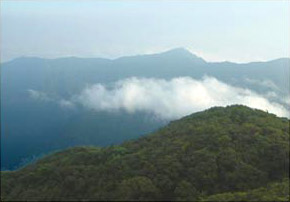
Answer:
(202, 178, 289, 201)
(1, 105, 289, 201)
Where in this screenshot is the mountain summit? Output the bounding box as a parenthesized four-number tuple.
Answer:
(1, 105, 289, 201)
(114, 47, 206, 64)
(155, 47, 206, 63)
(159, 47, 193, 55)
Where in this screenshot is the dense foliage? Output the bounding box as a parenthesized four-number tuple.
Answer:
(1, 105, 289, 201)
(202, 178, 289, 201)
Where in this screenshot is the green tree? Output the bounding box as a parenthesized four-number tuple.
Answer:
(116, 176, 159, 200)
(174, 180, 199, 201)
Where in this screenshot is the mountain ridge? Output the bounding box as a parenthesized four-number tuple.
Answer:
(1, 47, 289, 171)
(2, 48, 289, 65)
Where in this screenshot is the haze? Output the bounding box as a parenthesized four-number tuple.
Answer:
(1, 0, 289, 63)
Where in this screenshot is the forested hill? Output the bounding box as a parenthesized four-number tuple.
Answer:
(1, 105, 289, 201)
(2, 48, 289, 170)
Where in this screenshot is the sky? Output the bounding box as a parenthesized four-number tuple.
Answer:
(1, 0, 289, 63)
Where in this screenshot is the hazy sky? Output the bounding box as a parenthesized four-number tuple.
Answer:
(1, 0, 289, 62)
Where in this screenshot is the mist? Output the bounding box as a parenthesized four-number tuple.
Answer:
(71, 76, 289, 120)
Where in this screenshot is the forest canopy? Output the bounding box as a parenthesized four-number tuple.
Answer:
(1, 105, 289, 201)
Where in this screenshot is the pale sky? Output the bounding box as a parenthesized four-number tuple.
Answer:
(1, 0, 289, 62)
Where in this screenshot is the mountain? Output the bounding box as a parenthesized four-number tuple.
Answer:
(2, 48, 289, 96)
(1, 105, 289, 201)
(116, 48, 206, 64)
(1, 48, 289, 170)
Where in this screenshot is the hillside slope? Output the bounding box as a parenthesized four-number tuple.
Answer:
(202, 179, 289, 201)
(2, 49, 289, 170)
(1, 105, 289, 201)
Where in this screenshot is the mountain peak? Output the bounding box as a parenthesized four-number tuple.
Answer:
(160, 47, 192, 56)
(163, 47, 191, 54)
(158, 48, 206, 63)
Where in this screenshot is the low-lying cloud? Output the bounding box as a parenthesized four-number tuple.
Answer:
(28, 89, 75, 109)
(28, 89, 53, 102)
(245, 78, 279, 91)
(73, 77, 289, 120)
(27, 77, 289, 120)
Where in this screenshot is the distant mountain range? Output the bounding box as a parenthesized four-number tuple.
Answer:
(1, 105, 289, 201)
(1, 48, 289, 170)
(2, 48, 289, 95)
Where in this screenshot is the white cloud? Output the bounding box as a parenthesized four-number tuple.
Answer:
(27, 89, 52, 102)
(74, 77, 289, 120)
(59, 99, 75, 109)
(28, 89, 75, 109)
(245, 78, 279, 90)
(282, 96, 290, 106)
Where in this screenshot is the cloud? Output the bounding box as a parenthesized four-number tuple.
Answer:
(74, 77, 289, 120)
(245, 78, 279, 91)
(27, 89, 53, 102)
(28, 89, 75, 109)
(59, 99, 75, 109)
(282, 96, 290, 106)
